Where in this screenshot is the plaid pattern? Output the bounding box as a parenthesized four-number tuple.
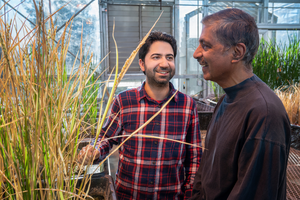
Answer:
(93, 82, 201, 200)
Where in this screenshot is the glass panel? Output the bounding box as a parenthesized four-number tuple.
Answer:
(107, 0, 175, 2)
(268, 3, 275, 23)
(1, 0, 36, 29)
(175, 0, 203, 96)
(270, 3, 300, 24)
(49, 0, 96, 31)
(232, 3, 260, 23)
(208, 1, 231, 16)
(1, 0, 100, 75)
(179, 0, 199, 6)
(53, 0, 100, 75)
(2, 0, 39, 15)
(264, 30, 300, 46)
(177, 0, 202, 75)
(207, 2, 261, 23)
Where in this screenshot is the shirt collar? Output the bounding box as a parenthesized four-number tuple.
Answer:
(137, 81, 178, 103)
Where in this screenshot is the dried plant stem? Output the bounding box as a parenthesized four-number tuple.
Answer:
(101, 110, 121, 140)
(93, 20, 119, 149)
(275, 84, 300, 125)
(101, 134, 205, 150)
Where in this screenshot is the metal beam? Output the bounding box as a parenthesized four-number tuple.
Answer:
(263, 0, 268, 23)
(269, 0, 300, 3)
(2, 0, 35, 25)
(257, 23, 300, 30)
(209, 0, 262, 2)
(174, 0, 180, 76)
(203, 0, 208, 17)
(105, 0, 174, 6)
(209, 0, 300, 3)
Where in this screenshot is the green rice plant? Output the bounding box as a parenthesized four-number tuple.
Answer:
(253, 36, 300, 89)
(81, 64, 102, 138)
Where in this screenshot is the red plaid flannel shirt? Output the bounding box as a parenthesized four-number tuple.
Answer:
(93, 82, 202, 200)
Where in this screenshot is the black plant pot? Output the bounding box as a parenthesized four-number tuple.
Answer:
(198, 111, 213, 130)
(75, 171, 117, 200)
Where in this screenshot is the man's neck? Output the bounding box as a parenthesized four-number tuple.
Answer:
(144, 82, 170, 101)
(218, 64, 254, 89)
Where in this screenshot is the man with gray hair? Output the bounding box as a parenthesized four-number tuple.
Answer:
(190, 8, 290, 200)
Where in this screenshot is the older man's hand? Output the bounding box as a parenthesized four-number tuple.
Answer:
(77, 145, 100, 165)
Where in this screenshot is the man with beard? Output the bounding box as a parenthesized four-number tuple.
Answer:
(190, 8, 291, 200)
(78, 31, 202, 200)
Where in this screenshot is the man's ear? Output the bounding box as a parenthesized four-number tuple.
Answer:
(139, 59, 145, 72)
(232, 43, 246, 63)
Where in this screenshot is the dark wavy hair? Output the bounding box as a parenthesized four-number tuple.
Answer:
(202, 8, 259, 69)
(139, 31, 177, 62)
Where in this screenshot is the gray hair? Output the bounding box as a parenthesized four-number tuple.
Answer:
(202, 8, 259, 69)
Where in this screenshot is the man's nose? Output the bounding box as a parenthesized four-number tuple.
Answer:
(193, 45, 202, 59)
(159, 57, 169, 67)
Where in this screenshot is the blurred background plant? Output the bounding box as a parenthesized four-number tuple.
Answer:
(275, 84, 300, 126)
(253, 36, 300, 89)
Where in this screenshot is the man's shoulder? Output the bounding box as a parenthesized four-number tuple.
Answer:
(246, 82, 290, 145)
(174, 91, 197, 107)
(251, 75, 279, 101)
(115, 87, 140, 107)
(253, 80, 285, 111)
(177, 90, 195, 100)
(117, 87, 139, 98)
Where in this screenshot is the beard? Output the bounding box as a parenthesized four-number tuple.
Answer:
(144, 65, 174, 87)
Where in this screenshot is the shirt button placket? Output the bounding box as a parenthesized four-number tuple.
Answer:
(148, 181, 154, 199)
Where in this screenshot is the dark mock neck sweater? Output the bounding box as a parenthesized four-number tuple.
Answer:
(191, 75, 291, 200)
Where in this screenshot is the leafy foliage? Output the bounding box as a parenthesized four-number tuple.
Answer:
(253, 37, 300, 89)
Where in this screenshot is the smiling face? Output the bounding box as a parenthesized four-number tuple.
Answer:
(139, 41, 175, 87)
(193, 25, 235, 86)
